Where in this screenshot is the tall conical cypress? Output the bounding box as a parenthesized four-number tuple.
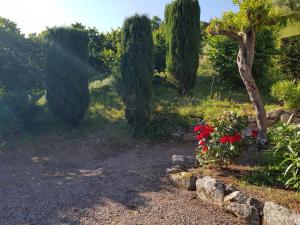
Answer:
(45, 27, 89, 126)
(120, 15, 154, 135)
(165, 0, 201, 94)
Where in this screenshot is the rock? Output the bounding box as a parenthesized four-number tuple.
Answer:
(182, 132, 195, 142)
(294, 118, 300, 124)
(292, 213, 300, 225)
(248, 122, 258, 129)
(281, 113, 292, 124)
(266, 119, 276, 127)
(226, 203, 260, 225)
(196, 176, 224, 205)
(224, 191, 248, 204)
(246, 197, 264, 213)
(248, 117, 256, 123)
(267, 109, 283, 120)
(171, 155, 198, 169)
(168, 172, 197, 191)
(171, 132, 183, 141)
(166, 165, 187, 175)
(225, 184, 239, 195)
(263, 201, 300, 225)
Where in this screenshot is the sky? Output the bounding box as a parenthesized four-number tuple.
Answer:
(0, 0, 238, 34)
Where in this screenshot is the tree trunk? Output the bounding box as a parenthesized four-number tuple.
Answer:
(237, 46, 268, 145)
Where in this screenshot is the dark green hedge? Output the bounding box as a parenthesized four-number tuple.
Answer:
(165, 0, 201, 94)
(281, 35, 300, 80)
(120, 15, 154, 136)
(45, 27, 89, 126)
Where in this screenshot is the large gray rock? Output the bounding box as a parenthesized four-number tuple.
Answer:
(263, 202, 300, 225)
(196, 176, 224, 205)
(171, 155, 198, 169)
(168, 172, 197, 191)
(226, 203, 260, 225)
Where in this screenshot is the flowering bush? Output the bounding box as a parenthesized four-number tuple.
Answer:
(194, 112, 247, 167)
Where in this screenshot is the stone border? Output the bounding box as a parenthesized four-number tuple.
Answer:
(167, 155, 300, 225)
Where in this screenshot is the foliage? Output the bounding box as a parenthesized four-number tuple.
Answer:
(271, 80, 300, 109)
(268, 124, 300, 190)
(199, 21, 209, 57)
(72, 23, 121, 78)
(151, 16, 163, 31)
(272, 0, 300, 22)
(153, 21, 166, 74)
(147, 106, 189, 140)
(120, 15, 154, 136)
(241, 166, 284, 187)
(207, 27, 279, 88)
(102, 28, 122, 74)
(207, 35, 239, 85)
(165, 0, 201, 94)
(0, 17, 44, 135)
(280, 35, 300, 80)
(45, 27, 89, 126)
(194, 112, 247, 166)
(207, 0, 279, 35)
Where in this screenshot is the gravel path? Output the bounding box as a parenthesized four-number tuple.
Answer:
(0, 132, 244, 225)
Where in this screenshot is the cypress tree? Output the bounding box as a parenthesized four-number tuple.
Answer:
(45, 27, 89, 126)
(165, 0, 201, 94)
(120, 15, 154, 135)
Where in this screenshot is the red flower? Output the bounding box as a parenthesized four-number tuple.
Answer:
(220, 136, 229, 144)
(198, 139, 205, 146)
(251, 130, 258, 138)
(197, 131, 211, 140)
(194, 124, 214, 134)
(220, 133, 242, 144)
(194, 125, 203, 133)
(202, 146, 208, 154)
(229, 134, 241, 144)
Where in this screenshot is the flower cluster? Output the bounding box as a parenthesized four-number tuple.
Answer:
(193, 112, 247, 166)
(219, 134, 241, 144)
(194, 124, 214, 154)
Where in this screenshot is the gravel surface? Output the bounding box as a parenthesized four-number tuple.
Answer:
(0, 132, 244, 225)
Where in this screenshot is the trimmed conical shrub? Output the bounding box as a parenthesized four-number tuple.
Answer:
(120, 15, 154, 135)
(45, 27, 89, 126)
(165, 0, 201, 94)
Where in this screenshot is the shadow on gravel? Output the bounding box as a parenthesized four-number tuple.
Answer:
(0, 137, 192, 225)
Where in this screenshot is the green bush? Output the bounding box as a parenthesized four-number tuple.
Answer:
(0, 18, 44, 135)
(45, 27, 89, 126)
(194, 112, 247, 166)
(153, 24, 166, 74)
(271, 80, 300, 109)
(207, 28, 279, 88)
(268, 124, 300, 191)
(281, 35, 300, 80)
(165, 0, 201, 94)
(120, 15, 154, 136)
(147, 106, 189, 140)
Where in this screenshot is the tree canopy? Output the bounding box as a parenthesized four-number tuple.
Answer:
(207, 0, 279, 41)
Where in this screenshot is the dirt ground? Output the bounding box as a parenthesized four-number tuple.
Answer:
(0, 129, 244, 225)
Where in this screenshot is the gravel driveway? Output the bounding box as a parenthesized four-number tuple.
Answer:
(0, 131, 244, 225)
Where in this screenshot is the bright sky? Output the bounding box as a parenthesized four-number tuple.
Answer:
(0, 0, 238, 34)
